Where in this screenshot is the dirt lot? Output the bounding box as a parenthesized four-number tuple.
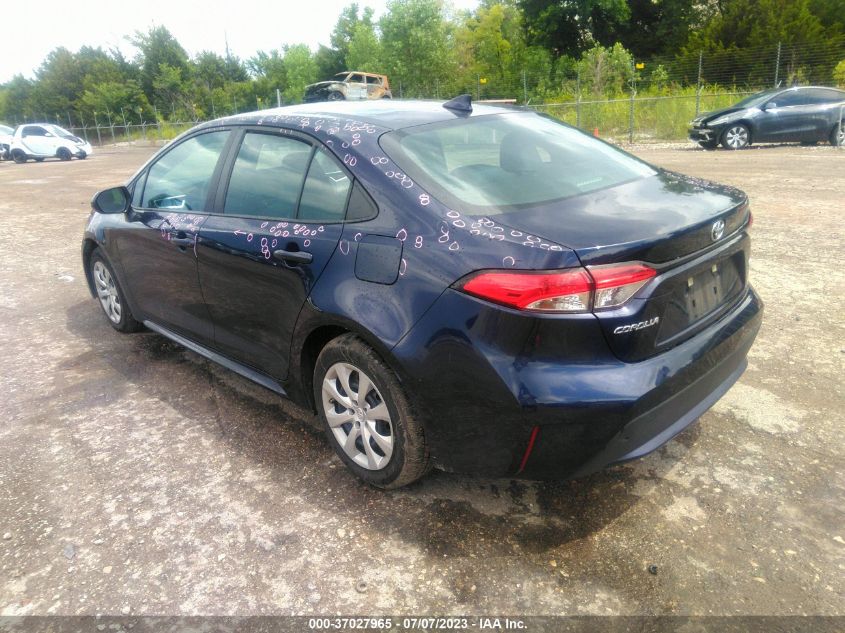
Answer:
(0, 142, 842, 618)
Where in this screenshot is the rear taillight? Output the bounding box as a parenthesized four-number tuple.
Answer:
(589, 263, 656, 310)
(458, 263, 656, 313)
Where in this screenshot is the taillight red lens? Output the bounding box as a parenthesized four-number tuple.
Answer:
(460, 269, 593, 312)
(588, 263, 657, 310)
(458, 263, 656, 313)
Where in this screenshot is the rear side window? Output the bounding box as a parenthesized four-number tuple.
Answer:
(141, 131, 230, 211)
(224, 132, 312, 218)
(298, 148, 352, 221)
(380, 113, 655, 214)
(807, 88, 845, 104)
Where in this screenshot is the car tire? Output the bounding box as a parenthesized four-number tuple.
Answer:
(327, 91, 344, 101)
(831, 123, 844, 147)
(78, 151, 88, 159)
(57, 147, 72, 161)
(697, 139, 719, 150)
(90, 250, 143, 333)
(721, 124, 750, 150)
(12, 150, 27, 163)
(314, 334, 430, 488)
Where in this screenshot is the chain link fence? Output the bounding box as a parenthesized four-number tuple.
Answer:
(7, 41, 844, 146)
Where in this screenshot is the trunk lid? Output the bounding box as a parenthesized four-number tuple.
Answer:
(494, 171, 752, 360)
(494, 170, 749, 266)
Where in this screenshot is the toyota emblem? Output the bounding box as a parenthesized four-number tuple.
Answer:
(711, 219, 725, 241)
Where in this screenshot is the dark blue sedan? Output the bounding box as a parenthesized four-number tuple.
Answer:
(82, 98, 762, 488)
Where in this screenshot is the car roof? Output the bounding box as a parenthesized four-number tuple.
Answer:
(215, 99, 521, 131)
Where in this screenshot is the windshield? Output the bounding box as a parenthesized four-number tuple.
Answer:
(45, 124, 79, 140)
(380, 113, 656, 215)
(334, 73, 349, 80)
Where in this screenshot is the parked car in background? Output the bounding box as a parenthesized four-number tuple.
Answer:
(690, 86, 845, 149)
(83, 99, 760, 488)
(304, 71, 392, 102)
(9, 123, 92, 163)
(0, 124, 13, 160)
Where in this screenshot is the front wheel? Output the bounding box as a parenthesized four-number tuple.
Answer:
(314, 334, 429, 488)
(57, 147, 72, 161)
(721, 124, 750, 150)
(831, 123, 844, 147)
(327, 91, 344, 101)
(90, 251, 142, 333)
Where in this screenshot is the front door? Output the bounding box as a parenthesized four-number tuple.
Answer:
(112, 130, 232, 345)
(756, 90, 816, 142)
(197, 130, 348, 379)
(19, 125, 54, 156)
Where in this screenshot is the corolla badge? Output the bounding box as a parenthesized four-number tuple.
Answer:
(711, 219, 726, 241)
(613, 317, 659, 334)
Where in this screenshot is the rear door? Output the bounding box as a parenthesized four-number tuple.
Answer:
(112, 129, 233, 345)
(806, 88, 845, 139)
(196, 129, 350, 380)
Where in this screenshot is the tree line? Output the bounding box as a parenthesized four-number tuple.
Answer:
(1, 0, 843, 125)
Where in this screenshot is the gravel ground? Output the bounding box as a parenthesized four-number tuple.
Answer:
(0, 141, 843, 618)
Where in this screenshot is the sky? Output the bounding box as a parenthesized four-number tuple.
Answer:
(1, 0, 480, 84)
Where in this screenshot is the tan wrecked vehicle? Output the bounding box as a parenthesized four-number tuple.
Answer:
(303, 71, 392, 102)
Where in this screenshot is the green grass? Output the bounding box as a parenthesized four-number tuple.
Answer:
(534, 88, 756, 141)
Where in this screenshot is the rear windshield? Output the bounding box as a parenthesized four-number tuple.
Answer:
(380, 113, 655, 215)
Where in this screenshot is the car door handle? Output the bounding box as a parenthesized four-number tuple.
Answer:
(171, 236, 195, 247)
(273, 249, 313, 264)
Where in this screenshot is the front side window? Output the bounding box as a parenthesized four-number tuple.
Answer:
(771, 91, 807, 108)
(381, 113, 655, 214)
(224, 132, 312, 218)
(22, 126, 47, 137)
(141, 131, 230, 211)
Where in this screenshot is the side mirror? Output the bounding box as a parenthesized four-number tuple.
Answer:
(92, 186, 131, 214)
(764, 102, 776, 110)
(44, 132, 54, 137)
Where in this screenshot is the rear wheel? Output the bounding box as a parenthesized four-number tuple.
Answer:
(314, 334, 429, 488)
(90, 251, 142, 333)
(721, 124, 750, 150)
(57, 147, 72, 161)
(831, 123, 844, 147)
(12, 150, 27, 163)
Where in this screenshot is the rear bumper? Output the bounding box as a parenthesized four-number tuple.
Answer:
(392, 285, 763, 479)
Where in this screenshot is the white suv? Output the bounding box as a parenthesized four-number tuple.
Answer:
(9, 123, 93, 163)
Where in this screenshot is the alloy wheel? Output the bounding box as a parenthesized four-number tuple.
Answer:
(321, 362, 394, 470)
(724, 125, 749, 149)
(93, 260, 122, 324)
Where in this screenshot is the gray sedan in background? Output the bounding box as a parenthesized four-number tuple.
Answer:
(689, 86, 845, 149)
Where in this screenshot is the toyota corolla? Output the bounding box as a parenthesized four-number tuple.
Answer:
(82, 98, 762, 488)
